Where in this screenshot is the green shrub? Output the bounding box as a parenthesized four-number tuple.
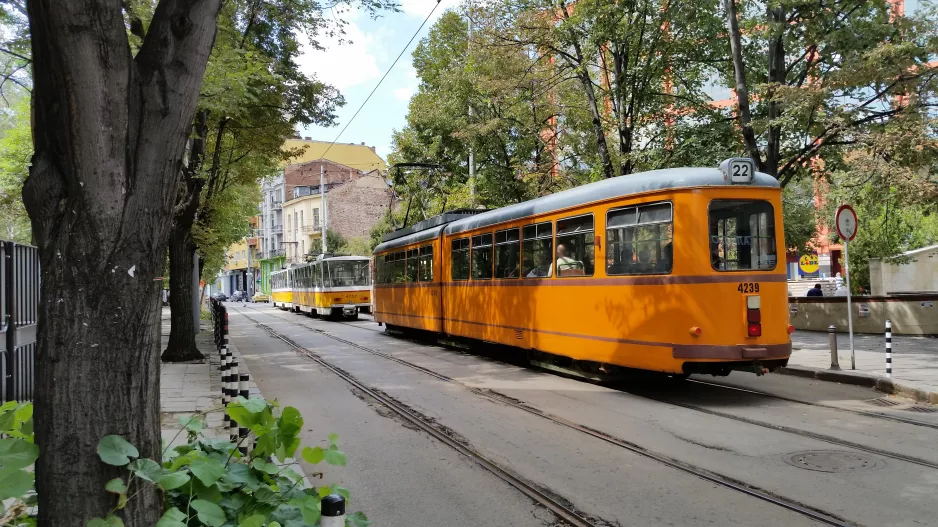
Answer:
(0, 398, 368, 527)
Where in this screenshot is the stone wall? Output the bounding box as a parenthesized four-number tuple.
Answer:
(789, 295, 938, 335)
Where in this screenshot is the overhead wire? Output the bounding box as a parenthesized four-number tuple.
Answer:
(316, 0, 443, 163)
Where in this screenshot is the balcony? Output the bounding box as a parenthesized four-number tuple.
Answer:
(301, 224, 322, 234)
(271, 200, 283, 210)
(264, 249, 285, 259)
(270, 225, 283, 234)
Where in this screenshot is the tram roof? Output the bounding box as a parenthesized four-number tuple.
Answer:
(375, 166, 778, 253)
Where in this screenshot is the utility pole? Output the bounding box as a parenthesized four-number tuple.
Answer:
(321, 163, 328, 254)
(467, 1, 475, 206)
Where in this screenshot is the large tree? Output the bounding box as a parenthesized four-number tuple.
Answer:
(723, 0, 938, 186)
(21, 0, 221, 523)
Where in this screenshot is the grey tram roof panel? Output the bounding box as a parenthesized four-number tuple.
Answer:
(380, 209, 486, 243)
(374, 166, 778, 253)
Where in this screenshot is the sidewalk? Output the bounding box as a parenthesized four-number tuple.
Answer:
(785, 330, 938, 403)
(159, 309, 226, 447)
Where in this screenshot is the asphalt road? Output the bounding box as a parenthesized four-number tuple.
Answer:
(227, 303, 938, 527)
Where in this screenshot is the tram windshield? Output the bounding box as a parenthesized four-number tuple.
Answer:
(708, 200, 777, 271)
(325, 260, 371, 287)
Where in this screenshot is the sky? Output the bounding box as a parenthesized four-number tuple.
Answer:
(296, 0, 462, 161)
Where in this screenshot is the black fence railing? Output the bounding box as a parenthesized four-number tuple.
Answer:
(1, 240, 39, 403)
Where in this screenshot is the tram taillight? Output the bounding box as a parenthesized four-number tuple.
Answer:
(746, 296, 761, 337)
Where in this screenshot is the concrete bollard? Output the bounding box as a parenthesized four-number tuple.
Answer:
(320, 494, 346, 527)
(828, 325, 840, 371)
(885, 319, 892, 378)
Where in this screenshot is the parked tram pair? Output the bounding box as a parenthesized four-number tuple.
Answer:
(372, 159, 794, 377)
(271, 255, 372, 319)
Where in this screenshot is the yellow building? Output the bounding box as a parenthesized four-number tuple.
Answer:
(284, 138, 386, 172)
(283, 193, 324, 264)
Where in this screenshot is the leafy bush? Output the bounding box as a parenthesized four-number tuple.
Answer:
(0, 398, 367, 527)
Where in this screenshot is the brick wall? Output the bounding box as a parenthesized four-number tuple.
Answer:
(283, 160, 358, 199)
(327, 172, 393, 240)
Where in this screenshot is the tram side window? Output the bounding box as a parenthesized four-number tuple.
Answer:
(522, 222, 553, 278)
(606, 202, 673, 275)
(451, 238, 470, 280)
(556, 215, 594, 277)
(708, 200, 776, 271)
(394, 251, 407, 283)
(494, 228, 521, 279)
(406, 248, 419, 282)
(418, 245, 434, 282)
(471, 233, 493, 280)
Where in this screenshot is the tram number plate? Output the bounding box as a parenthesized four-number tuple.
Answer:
(737, 282, 760, 293)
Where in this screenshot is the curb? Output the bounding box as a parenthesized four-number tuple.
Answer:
(777, 366, 938, 404)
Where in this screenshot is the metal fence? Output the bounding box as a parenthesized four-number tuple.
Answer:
(1, 240, 38, 403)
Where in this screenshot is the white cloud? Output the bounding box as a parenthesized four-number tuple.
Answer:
(297, 20, 381, 92)
(393, 86, 415, 101)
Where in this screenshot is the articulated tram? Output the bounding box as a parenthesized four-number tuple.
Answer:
(271, 255, 372, 319)
(373, 159, 793, 377)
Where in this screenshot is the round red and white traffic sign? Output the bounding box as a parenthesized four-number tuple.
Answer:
(836, 204, 858, 241)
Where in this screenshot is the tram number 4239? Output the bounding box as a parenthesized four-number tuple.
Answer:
(737, 283, 760, 293)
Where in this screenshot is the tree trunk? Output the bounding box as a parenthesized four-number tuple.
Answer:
(764, 4, 786, 179)
(22, 0, 220, 524)
(723, 0, 764, 170)
(162, 226, 203, 362)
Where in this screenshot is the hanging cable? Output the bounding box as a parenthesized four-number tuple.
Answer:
(317, 0, 443, 162)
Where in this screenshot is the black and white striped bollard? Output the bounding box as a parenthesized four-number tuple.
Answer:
(229, 358, 240, 441)
(885, 319, 892, 378)
(320, 494, 346, 527)
(221, 348, 230, 423)
(238, 373, 251, 455)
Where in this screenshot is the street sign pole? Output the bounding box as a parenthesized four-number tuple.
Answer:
(844, 236, 855, 369)
(836, 204, 859, 370)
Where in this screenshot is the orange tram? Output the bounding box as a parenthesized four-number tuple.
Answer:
(372, 158, 794, 378)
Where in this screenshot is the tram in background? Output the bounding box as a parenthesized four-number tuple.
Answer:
(372, 158, 793, 378)
(270, 255, 372, 320)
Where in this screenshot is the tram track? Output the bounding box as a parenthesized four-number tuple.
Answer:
(684, 378, 938, 431)
(236, 304, 863, 527)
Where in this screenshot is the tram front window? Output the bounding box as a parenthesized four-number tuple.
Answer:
(325, 260, 371, 287)
(708, 200, 777, 271)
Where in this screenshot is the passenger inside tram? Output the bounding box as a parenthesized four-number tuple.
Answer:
(526, 250, 553, 277)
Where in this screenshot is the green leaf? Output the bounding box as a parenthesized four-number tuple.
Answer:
(225, 463, 261, 490)
(328, 433, 339, 444)
(250, 458, 279, 475)
(128, 458, 164, 482)
(155, 507, 187, 527)
(288, 494, 321, 525)
(301, 446, 324, 464)
(0, 437, 39, 469)
(239, 397, 268, 413)
(190, 457, 225, 486)
(323, 445, 346, 466)
(335, 485, 350, 500)
(191, 499, 226, 527)
(0, 467, 32, 500)
(179, 414, 203, 434)
(238, 515, 266, 527)
(269, 523, 282, 527)
(347, 511, 371, 527)
(156, 471, 190, 490)
(97, 435, 139, 466)
(226, 405, 255, 428)
(104, 478, 126, 494)
(0, 407, 17, 432)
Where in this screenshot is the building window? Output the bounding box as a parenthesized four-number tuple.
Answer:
(522, 222, 553, 278)
(451, 238, 470, 280)
(406, 248, 419, 282)
(313, 208, 320, 227)
(556, 214, 594, 277)
(300, 210, 304, 228)
(494, 228, 520, 279)
(607, 202, 673, 275)
(418, 245, 433, 282)
(301, 240, 305, 259)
